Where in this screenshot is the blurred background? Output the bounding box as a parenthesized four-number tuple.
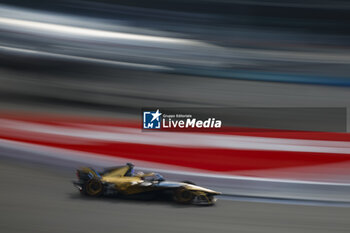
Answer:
(1, 0, 350, 115)
(1, 1, 350, 233)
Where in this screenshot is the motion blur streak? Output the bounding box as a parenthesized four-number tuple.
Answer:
(2, 118, 350, 153)
(0, 17, 201, 45)
(1, 4, 350, 84)
(0, 45, 170, 70)
(1, 114, 350, 183)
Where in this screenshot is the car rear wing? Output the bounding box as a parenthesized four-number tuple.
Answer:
(76, 167, 101, 181)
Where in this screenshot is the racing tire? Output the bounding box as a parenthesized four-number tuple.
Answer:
(83, 179, 104, 197)
(174, 188, 194, 204)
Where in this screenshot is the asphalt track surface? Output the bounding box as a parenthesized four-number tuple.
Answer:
(2, 158, 350, 233)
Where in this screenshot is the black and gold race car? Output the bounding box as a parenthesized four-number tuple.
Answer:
(73, 163, 221, 205)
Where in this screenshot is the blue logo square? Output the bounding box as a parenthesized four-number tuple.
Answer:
(143, 109, 162, 129)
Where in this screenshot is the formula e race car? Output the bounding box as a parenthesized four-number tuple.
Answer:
(73, 163, 221, 205)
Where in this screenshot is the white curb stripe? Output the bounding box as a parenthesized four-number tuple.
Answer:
(1, 119, 350, 154)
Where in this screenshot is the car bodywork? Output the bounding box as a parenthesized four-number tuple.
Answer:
(73, 163, 221, 205)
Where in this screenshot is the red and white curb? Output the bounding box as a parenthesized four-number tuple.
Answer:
(1, 113, 350, 183)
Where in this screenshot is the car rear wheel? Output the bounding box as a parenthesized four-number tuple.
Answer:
(83, 179, 104, 197)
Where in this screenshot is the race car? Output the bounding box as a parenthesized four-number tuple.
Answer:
(73, 163, 221, 205)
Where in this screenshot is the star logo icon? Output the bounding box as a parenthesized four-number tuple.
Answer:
(143, 109, 162, 129)
(150, 109, 162, 122)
